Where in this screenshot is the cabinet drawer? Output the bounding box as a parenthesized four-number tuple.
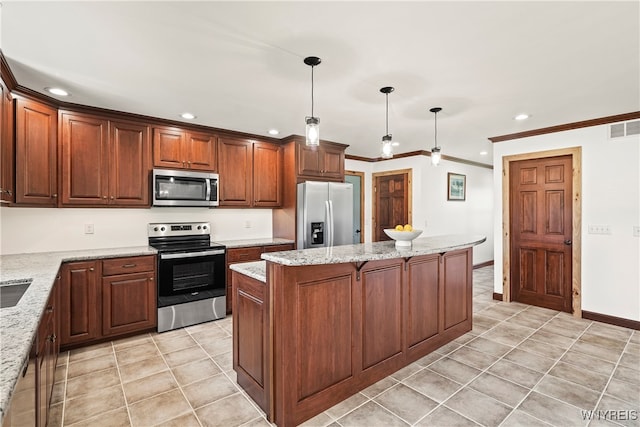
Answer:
(263, 244, 294, 253)
(227, 247, 263, 263)
(102, 255, 155, 276)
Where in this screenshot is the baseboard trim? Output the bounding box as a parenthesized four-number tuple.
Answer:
(493, 292, 503, 301)
(582, 311, 640, 331)
(473, 260, 494, 269)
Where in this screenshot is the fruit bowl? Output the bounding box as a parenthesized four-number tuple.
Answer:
(383, 229, 423, 248)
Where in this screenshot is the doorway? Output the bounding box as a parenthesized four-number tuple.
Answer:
(372, 169, 412, 242)
(345, 171, 364, 243)
(502, 147, 582, 316)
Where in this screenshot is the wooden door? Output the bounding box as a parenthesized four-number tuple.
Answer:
(510, 155, 573, 312)
(0, 80, 15, 204)
(185, 131, 217, 171)
(373, 172, 410, 241)
(14, 98, 58, 206)
(102, 272, 156, 336)
(253, 141, 282, 207)
(218, 137, 252, 206)
(60, 113, 109, 205)
(153, 127, 185, 169)
(109, 120, 151, 206)
(59, 261, 100, 346)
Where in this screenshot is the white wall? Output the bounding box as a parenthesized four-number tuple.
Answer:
(493, 124, 640, 321)
(0, 207, 273, 254)
(346, 156, 494, 265)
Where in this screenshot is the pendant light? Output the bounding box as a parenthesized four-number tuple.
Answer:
(380, 86, 395, 159)
(430, 107, 442, 166)
(304, 56, 321, 147)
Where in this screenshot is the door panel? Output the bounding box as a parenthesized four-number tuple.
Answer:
(373, 173, 409, 241)
(510, 155, 572, 312)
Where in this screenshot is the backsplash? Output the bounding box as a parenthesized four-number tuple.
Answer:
(0, 207, 273, 255)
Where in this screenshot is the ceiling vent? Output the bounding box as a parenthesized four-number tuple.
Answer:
(609, 120, 640, 139)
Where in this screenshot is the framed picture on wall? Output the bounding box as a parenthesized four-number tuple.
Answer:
(447, 173, 466, 201)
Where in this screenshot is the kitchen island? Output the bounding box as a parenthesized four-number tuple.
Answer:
(230, 234, 486, 427)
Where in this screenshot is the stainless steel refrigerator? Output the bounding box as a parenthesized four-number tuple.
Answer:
(297, 181, 353, 249)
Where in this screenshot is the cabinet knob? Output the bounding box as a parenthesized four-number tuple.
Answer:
(149, 277, 154, 281)
(52, 193, 58, 198)
(89, 267, 95, 272)
(103, 196, 107, 199)
(110, 196, 114, 200)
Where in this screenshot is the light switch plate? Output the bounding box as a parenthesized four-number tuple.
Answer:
(84, 224, 94, 234)
(588, 225, 611, 235)
(634, 226, 640, 237)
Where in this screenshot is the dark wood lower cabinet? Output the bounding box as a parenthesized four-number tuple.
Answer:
(233, 248, 473, 427)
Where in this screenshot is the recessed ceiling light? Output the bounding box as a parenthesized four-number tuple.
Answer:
(45, 87, 69, 96)
(514, 113, 529, 121)
(268, 129, 280, 135)
(480, 151, 488, 156)
(181, 112, 196, 120)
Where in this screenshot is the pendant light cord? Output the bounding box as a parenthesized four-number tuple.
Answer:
(311, 65, 315, 117)
(385, 93, 389, 135)
(434, 110, 438, 147)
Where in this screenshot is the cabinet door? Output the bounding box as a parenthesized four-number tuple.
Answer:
(59, 261, 100, 346)
(218, 137, 252, 206)
(296, 144, 323, 178)
(320, 145, 345, 180)
(109, 120, 151, 206)
(102, 272, 156, 336)
(153, 127, 185, 169)
(0, 80, 14, 204)
(226, 246, 263, 313)
(263, 243, 295, 253)
(14, 98, 58, 206)
(185, 131, 217, 171)
(60, 113, 109, 205)
(253, 142, 282, 207)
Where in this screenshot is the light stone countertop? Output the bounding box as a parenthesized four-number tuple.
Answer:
(0, 246, 156, 423)
(261, 234, 486, 266)
(212, 237, 294, 249)
(229, 261, 266, 283)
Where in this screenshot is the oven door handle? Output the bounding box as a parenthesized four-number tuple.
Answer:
(160, 249, 225, 260)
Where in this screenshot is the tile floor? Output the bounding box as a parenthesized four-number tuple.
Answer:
(48, 266, 640, 427)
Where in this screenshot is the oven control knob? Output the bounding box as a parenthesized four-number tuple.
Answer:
(161, 226, 166, 232)
(197, 225, 201, 230)
(203, 225, 208, 230)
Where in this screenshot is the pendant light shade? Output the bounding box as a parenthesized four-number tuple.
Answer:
(380, 86, 395, 159)
(430, 107, 442, 166)
(304, 56, 321, 147)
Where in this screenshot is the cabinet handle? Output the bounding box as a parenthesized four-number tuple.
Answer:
(48, 334, 57, 342)
(122, 263, 137, 268)
(188, 161, 191, 167)
(46, 306, 53, 313)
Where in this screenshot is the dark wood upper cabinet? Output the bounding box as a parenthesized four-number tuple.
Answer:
(0, 79, 14, 204)
(253, 141, 283, 207)
(218, 136, 253, 207)
(297, 142, 345, 181)
(15, 97, 58, 206)
(60, 112, 151, 207)
(152, 126, 217, 171)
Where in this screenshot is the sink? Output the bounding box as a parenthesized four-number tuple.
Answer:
(0, 279, 33, 308)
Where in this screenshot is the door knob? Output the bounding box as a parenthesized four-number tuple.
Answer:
(564, 239, 572, 245)
(355, 229, 361, 233)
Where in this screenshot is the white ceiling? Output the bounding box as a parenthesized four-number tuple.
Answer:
(2, 1, 639, 165)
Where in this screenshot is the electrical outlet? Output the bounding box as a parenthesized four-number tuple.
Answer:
(633, 226, 640, 237)
(84, 224, 94, 234)
(588, 225, 611, 235)
(244, 221, 251, 228)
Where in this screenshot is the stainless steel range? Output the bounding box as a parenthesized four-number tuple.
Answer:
(148, 222, 226, 332)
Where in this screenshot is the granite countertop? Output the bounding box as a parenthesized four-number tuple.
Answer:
(229, 261, 266, 283)
(0, 246, 156, 423)
(212, 237, 294, 249)
(261, 234, 486, 266)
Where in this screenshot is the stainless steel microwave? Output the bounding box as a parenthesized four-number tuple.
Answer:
(152, 169, 219, 207)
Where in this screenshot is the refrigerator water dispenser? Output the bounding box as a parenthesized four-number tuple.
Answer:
(311, 222, 324, 244)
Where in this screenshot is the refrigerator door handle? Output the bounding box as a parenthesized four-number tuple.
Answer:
(328, 200, 334, 246)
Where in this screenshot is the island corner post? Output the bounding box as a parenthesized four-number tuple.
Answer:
(233, 242, 478, 427)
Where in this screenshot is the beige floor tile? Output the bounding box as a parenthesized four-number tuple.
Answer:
(373, 384, 437, 424)
(549, 362, 609, 392)
(571, 340, 623, 363)
(605, 378, 640, 405)
(414, 351, 443, 367)
(155, 334, 197, 354)
(199, 336, 233, 357)
(66, 367, 120, 399)
(468, 373, 529, 407)
(115, 341, 161, 366)
(212, 351, 233, 372)
(444, 388, 512, 426)
(414, 405, 479, 427)
(57, 351, 69, 367)
(122, 370, 178, 404)
(403, 369, 462, 403)
(518, 391, 587, 426)
(500, 409, 551, 427)
(189, 326, 229, 343)
(153, 328, 189, 342)
(155, 411, 201, 427)
(389, 362, 423, 381)
(195, 392, 262, 427)
(619, 351, 640, 370)
(172, 357, 221, 386)
(541, 317, 590, 339)
(241, 417, 273, 427)
(535, 375, 601, 409)
(561, 350, 616, 377)
(118, 354, 168, 383)
(482, 328, 528, 347)
(516, 338, 567, 359)
(448, 346, 499, 370)
(434, 340, 464, 356)
(428, 357, 481, 384)
(504, 348, 557, 373)
(51, 381, 65, 405)
(579, 332, 628, 353)
(63, 384, 126, 425)
(111, 333, 153, 351)
(360, 376, 398, 399)
(299, 412, 334, 427)
(324, 392, 369, 420)
(465, 336, 513, 357)
(336, 400, 408, 427)
(54, 363, 67, 383)
(508, 312, 552, 329)
(65, 406, 130, 427)
(67, 353, 117, 379)
(182, 372, 238, 409)
(613, 365, 640, 386)
(163, 345, 208, 368)
(128, 389, 192, 426)
(587, 322, 634, 343)
(68, 341, 113, 363)
(529, 330, 576, 349)
(488, 360, 544, 388)
(596, 395, 640, 427)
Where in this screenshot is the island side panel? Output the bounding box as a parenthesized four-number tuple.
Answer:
(443, 248, 473, 332)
